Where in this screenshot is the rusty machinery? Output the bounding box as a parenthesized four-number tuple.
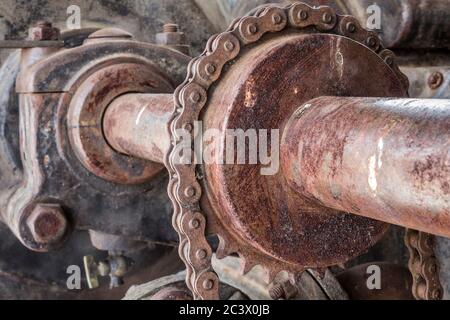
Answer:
(0, 1, 449, 300)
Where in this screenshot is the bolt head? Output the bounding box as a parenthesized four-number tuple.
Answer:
(428, 72, 444, 89)
(26, 203, 67, 244)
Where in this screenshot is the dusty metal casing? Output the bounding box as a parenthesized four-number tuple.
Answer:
(1, 28, 190, 251)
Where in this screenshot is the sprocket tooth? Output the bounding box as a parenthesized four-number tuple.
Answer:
(260, 266, 281, 284)
(216, 234, 238, 259)
(238, 255, 257, 275)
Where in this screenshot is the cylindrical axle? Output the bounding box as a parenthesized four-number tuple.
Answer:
(103, 93, 173, 164)
(103, 92, 450, 237)
(281, 97, 450, 237)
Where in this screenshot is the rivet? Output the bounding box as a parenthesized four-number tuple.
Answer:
(196, 249, 207, 259)
(366, 36, 377, 47)
(322, 12, 332, 24)
(428, 71, 444, 89)
(248, 23, 258, 35)
(298, 10, 308, 21)
(185, 186, 196, 198)
(272, 14, 282, 25)
(385, 56, 394, 66)
(205, 63, 216, 75)
(224, 40, 235, 51)
(190, 218, 200, 229)
(190, 91, 201, 103)
(346, 22, 356, 33)
(203, 279, 214, 290)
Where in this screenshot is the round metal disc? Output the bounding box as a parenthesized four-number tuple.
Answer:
(202, 33, 407, 267)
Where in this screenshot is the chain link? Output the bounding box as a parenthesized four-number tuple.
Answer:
(405, 229, 443, 300)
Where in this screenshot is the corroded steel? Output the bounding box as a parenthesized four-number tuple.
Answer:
(405, 230, 443, 300)
(281, 97, 450, 237)
(166, 2, 408, 299)
(68, 63, 170, 185)
(3, 30, 190, 252)
(103, 93, 173, 164)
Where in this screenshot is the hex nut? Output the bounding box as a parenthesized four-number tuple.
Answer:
(156, 31, 186, 46)
(28, 21, 60, 41)
(26, 203, 67, 244)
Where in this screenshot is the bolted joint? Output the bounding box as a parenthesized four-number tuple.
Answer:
(268, 280, 298, 300)
(155, 23, 190, 55)
(26, 203, 67, 245)
(28, 21, 60, 41)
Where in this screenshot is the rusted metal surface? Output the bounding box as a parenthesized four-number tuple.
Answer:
(1, 0, 448, 301)
(269, 280, 298, 300)
(202, 32, 405, 274)
(194, 0, 344, 32)
(405, 229, 443, 300)
(16, 38, 190, 93)
(0, 30, 192, 252)
(402, 67, 450, 99)
(428, 72, 444, 90)
(67, 63, 170, 185)
(336, 263, 414, 300)
(166, 2, 408, 299)
(26, 203, 67, 245)
(103, 93, 173, 164)
(281, 97, 450, 237)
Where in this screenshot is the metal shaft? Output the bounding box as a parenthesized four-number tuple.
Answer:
(103, 93, 173, 164)
(103, 93, 450, 237)
(281, 97, 450, 237)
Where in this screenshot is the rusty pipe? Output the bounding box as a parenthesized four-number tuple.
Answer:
(103, 93, 173, 164)
(281, 97, 450, 237)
